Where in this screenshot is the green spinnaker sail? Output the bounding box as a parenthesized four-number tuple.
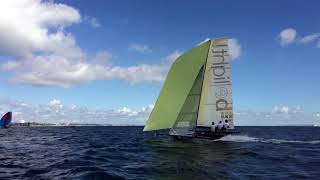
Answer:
(143, 41, 210, 131)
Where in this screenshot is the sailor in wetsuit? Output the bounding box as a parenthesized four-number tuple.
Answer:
(221, 120, 230, 132)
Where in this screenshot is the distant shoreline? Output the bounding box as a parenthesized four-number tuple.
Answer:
(10, 123, 143, 127)
(10, 123, 319, 128)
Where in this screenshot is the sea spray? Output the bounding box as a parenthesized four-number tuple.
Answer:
(214, 135, 320, 144)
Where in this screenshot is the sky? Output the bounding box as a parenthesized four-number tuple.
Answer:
(0, 0, 319, 125)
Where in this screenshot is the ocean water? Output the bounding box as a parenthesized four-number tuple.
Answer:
(0, 126, 320, 179)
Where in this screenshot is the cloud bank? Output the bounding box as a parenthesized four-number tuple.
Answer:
(236, 105, 319, 126)
(0, 98, 153, 125)
(1, 98, 319, 126)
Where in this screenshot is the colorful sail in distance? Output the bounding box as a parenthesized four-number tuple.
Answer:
(143, 38, 233, 132)
(0, 112, 12, 127)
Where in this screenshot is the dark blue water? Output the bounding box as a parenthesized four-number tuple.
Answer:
(0, 126, 320, 179)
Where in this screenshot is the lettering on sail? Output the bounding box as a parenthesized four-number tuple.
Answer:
(210, 46, 233, 121)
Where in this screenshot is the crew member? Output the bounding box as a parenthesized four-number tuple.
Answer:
(215, 121, 223, 132)
(222, 120, 230, 132)
(211, 122, 215, 132)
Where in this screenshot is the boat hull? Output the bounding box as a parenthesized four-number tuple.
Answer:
(169, 131, 239, 140)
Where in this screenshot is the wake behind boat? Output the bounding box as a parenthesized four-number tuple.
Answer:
(144, 38, 237, 140)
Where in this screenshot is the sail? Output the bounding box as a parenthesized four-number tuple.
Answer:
(0, 112, 12, 127)
(143, 41, 210, 131)
(197, 39, 234, 129)
(170, 66, 204, 135)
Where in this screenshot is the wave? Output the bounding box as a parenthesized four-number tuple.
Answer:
(214, 135, 320, 144)
(214, 135, 259, 142)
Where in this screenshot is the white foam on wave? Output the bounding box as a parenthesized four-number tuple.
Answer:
(261, 139, 320, 144)
(213, 135, 320, 144)
(213, 135, 259, 142)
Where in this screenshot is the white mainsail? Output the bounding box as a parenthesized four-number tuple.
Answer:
(197, 39, 234, 129)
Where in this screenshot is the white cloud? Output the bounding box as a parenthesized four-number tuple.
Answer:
(91, 51, 113, 65)
(1, 50, 181, 87)
(278, 28, 297, 46)
(128, 43, 152, 54)
(272, 106, 289, 113)
(0, 61, 21, 71)
(300, 33, 320, 43)
(198, 38, 242, 60)
(278, 28, 320, 48)
(48, 98, 63, 109)
(117, 107, 132, 113)
(272, 105, 303, 114)
(141, 104, 154, 113)
(0, 0, 81, 57)
(0, 0, 183, 87)
(84, 16, 101, 28)
(228, 38, 242, 60)
(71, 104, 77, 110)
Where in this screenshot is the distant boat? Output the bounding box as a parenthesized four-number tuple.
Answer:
(143, 38, 238, 140)
(0, 112, 12, 128)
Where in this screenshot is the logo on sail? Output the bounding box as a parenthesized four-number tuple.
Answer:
(215, 87, 228, 98)
(211, 44, 232, 112)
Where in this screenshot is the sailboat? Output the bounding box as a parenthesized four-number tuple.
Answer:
(0, 112, 12, 128)
(143, 38, 237, 140)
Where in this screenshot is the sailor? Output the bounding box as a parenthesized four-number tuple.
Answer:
(215, 121, 223, 132)
(222, 120, 230, 132)
(211, 122, 215, 132)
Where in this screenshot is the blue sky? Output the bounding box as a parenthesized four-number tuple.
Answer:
(0, 0, 319, 125)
